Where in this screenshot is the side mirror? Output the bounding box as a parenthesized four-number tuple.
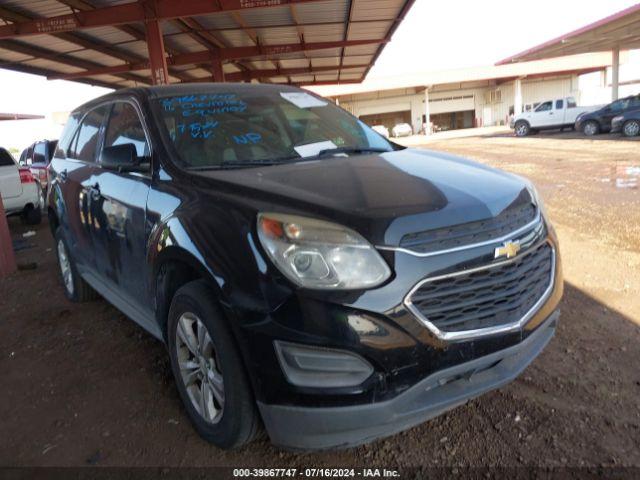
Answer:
(100, 144, 147, 172)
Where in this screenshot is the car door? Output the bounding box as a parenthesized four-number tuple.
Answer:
(54, 105, 109, 270)
(529, 100, 554, 127)
(602, 98, 630, 131)
(90, 100, 154, 319)
(0, 148, 22, 210)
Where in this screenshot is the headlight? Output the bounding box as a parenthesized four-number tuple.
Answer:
(525, 181, 548, 219)
(612, 115, 624, 123)
(257, 213, 391, 290)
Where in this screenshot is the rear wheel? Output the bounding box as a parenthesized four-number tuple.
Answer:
(54, 228, 98, 302)
(622, 119, 640, 137)
(582, 120, 600, 136)
(167, 280, 259, 449)
(514, 121, 530, 137)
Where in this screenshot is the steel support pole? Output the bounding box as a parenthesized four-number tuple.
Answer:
(0, 197, 16, 278)
(145, 18, 169, 85)
(211, 51, 225, 82)
(611, 45, 620, 101)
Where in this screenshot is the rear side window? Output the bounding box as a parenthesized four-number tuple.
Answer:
(33, 142, 47, 164)
(68, 106, 108, 162)
(0, 148, 15, 167)
(104, 102, 149, 158)
(555, 100, 564, 109)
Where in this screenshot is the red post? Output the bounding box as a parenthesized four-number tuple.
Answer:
(0, 197, 17, 278)
(145, 18, 169, 85)
(211, 51, 225, 82)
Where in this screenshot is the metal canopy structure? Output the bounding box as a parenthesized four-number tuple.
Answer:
(0, 0, 415, 89)
(497, 2, 640, 100)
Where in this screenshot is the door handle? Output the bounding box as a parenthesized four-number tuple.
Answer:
(58, 169, 68, 182)
(89, 183, 101, 201)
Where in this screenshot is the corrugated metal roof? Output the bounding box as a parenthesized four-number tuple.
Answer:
(0, 0, 415, 88)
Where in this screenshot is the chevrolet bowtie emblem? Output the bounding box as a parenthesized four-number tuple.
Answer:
(495, 240, 521, 259)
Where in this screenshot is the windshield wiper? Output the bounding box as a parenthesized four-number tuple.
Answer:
(314, 146, 391, 158)
(188, 159, 286, 170)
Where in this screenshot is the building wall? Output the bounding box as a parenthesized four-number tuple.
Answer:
(339, 74, 582, 131)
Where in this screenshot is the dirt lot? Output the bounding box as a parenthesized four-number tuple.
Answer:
(1, 131, 639, 471)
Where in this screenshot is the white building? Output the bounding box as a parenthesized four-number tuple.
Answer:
(308, 52, 628, 134)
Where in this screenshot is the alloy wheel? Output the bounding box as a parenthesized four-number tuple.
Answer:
(175, 312, 225, 424)
(57, 239, 74, 296)
(623, 120, 640, 137)
(583, 122, 598, 136)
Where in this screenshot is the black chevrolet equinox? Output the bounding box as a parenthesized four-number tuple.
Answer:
(48, 84, 563, 450)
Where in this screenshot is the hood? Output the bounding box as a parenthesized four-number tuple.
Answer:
(193, 148, 534, 247)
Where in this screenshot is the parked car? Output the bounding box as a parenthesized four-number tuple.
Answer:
(371, 124, 389, 138)
(391, 122, 413, 137)
(512, 97, 599, 136)
(19, 139, 58, 193)
(575, 94, 640, 136)
(611, 109, 640, 137)
(0, 147, 42, 224)
(48, 84, 563, 450)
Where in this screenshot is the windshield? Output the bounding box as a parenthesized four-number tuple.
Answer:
(154, 88, 395, 169)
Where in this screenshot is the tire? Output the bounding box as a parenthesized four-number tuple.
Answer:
(167, 280, 260, 449)
(54, 227, 98, 302)
(514, 121, 530, 137)
(622, 119, 640, 137)
(22, 205, 41, 225)
(582, 120, 600, 136)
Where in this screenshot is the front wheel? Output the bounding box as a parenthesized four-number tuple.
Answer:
(582, 120, 600, 136)
(622, 119, 640, 137)
(167, 280, 260, 449)
(514, 121, 530, 137)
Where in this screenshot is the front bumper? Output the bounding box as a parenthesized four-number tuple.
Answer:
(258, 309, 558, 450)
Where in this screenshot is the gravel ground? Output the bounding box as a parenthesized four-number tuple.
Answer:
(1, 130, 639, 472)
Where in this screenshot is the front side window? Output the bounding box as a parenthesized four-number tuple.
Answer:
(154, 88, 394, 169)
(535, 101, 552, 112)
(68, 106, 108, 162)
(104, 102, 149, 158)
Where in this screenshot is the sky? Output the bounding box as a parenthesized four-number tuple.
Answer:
(0, 0, 639, 152)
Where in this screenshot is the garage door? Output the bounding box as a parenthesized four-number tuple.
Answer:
(360, 110, 411, 132)
(429, 95, 475, 115)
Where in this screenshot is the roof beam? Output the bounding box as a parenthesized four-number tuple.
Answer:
(0, 0, 329, 39)
(0, 4, 150, 85)
(48, 39, 385, 79)
(194, 63, 369, 82)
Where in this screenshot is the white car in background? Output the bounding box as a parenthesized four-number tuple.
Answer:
(0, 147, 42, 224)
(371, 125, 389, 138)
(392, 122, 413, 138)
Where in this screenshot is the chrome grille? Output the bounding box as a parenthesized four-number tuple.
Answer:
(407, 242, 554, 339)
(400, 203, 537, 254)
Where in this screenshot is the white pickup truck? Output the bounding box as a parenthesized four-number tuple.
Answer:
(511, 97, 600, 136)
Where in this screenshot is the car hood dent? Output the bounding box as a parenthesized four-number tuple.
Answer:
(192, 148, 533, 247)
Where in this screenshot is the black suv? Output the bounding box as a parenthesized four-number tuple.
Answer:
(576, 94, 640, 135)
(48, 84, 563, 450)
